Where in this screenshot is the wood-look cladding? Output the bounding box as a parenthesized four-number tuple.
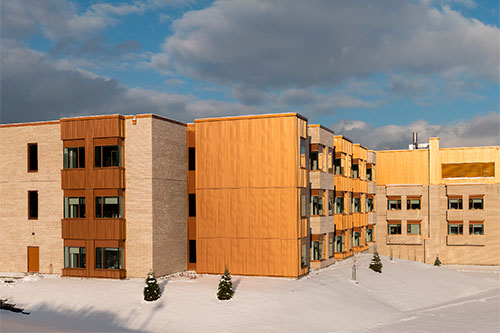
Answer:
(60, 116, 126, 278)
(377, 149, 429, 185)
(195, 115, 308, 277)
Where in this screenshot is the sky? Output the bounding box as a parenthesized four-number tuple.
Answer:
(1, 0, 499, 149)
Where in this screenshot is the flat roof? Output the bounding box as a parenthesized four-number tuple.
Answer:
(195, 112, 308, 123)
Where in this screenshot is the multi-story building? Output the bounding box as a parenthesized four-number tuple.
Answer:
(332, 136, 376, 259)
(0, 112, 375, 279)
(376, 138, 500, 265)
(0, 115, 187, 278)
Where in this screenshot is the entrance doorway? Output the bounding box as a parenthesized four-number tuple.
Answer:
(27, 246, 39, 272)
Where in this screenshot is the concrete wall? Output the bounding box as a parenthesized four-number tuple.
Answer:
(0, 123, 63, 274)
(151, 117, 187, 276)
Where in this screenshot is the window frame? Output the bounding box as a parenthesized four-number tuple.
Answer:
(447, 197, 463, 210)
(64, 197, 86, 219)
(95, 247, 124, 270)
(406, 198, 421, 210)
(387, 221, 402, 235)
(63, 147, 85, 169)
(469, 221, 484, 235)
(27, 143, 38, 172)
(94, 144, 122, 168)
(387, 198, 402, 211)
(64, 246, 86, 269)
(469, 197, 484, 210)
(95, 196, 123, 219)
(28, 190, 38, 220)
(406, 221, 421, 235)
(447, 221, 464, 235)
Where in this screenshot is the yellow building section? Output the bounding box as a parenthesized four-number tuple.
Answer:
(440, 146, 500, 184)
(376, 149, 429, 185)
(194, 113, 308, 278)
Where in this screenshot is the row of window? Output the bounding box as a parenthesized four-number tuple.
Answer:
(387, 221, 485, 236)
(64, 246, 124, 269)
(387, 197, 485, 211)
(310, 228, 375, 261)
(308, 192, 375, 216)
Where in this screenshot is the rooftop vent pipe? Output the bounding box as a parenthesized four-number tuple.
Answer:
(412, 132, 418, 149)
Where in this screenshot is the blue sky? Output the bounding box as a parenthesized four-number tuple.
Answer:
(1, 0, 498, 149)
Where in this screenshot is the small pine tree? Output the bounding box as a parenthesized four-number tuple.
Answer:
(369, 252, 383, 273)
(434, 256, 442, 267)
(143, 271, 162, 301)
(217, 268, 234, 300)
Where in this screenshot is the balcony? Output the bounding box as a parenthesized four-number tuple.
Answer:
(367, 212, 376, 225)
(309, 172, 334, 190)
(61, 169, 86, 189)
(334, 214, 353, 230)
(334, 176, 352, 192)
(93, 167, 125, 188)
(62, 218, 126, 240)
(352, 213, 367, 227)
(310, 215, 335, 234)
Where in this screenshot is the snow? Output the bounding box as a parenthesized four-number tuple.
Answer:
(1, 255, 499, 332)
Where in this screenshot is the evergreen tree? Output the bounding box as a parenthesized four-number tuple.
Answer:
(434, 256, 442, 267)
(143, 271, 162, 301)
(369, 252, 383, 273)
(217, 268, 234, 300)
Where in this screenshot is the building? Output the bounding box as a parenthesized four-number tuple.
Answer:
(376, 138, 500, 265)
(0, 112, 374, 279)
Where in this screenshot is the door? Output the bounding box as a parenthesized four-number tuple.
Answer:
(27, 246, 39, 272)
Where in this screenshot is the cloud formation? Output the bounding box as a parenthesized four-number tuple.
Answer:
(153, 0, 498, 91)
(330, 112, 500, 150)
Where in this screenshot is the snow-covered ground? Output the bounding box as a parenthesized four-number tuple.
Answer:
(1, 255, 499, 332)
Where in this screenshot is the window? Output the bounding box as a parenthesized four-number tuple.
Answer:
(189, 193, 196, 217)
(442, 162, 495, 178)
(366, 227, 373, 242)
(329, 234, 334, 257)
(388, 222, 401, 235)
(352, 164, 359, 178)
(328, 191, 334, 216)
(301, 243, 307, 267)
(310, 148, 320, 171)
(334, 235, 344, 253)
(96, 247, 123, 269)
(469, 222, 484, 235)
(328, 149, 333, 173)
(353, 231, 361, 247)
(189, 240, 196, 263)
(366, 166, 372, 181)
(352, 197, 361, 213)
(28, 143, 38, 172)
(448, 222, 463, 235)
(188, 147, 195, 171)
(95, 145, 122, 167)
(335, 196, 344, 214)
(469, 197, 484, 210)
(64, 247, 86, 268)
(406, 198, 421, 210)
(301, 193, 307, 217)
(311, 240, 323, 260)
(311, 194, 324, 216)
(387, 198, 401, 210)
(95, 196, 123, 218)
(334, 158, 342, 175)
(300, 138, 307, 169)
(28, 191, 38, 219)
(448, 197, 463, 210)
(407, 221, 421, 235)
(63, 147, 85, 168)
(64, 197, 86, 218)
(366, 197, 374, 212)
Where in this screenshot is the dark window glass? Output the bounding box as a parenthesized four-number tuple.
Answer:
(335, 197, 344, 214)
(387, 199, 401, 210)
(102, 146, 120, 167)
(469, 223, 484, 235)
(310, 151, 319, 170)
(95, 197, 102, 218)
(28, 143, 38, 171)
(95, 146, 102, 167)
(28, 191, 38, 219)
(96, 247, 123, 269)
(469, 198, 484, 210)
(188, 147, 195, 171)
(448, 223, 463, 235)
(95, 196, 122, 218)
(189, 240, 196, 263)
(189, 194, 196, 217)
(406, 199, 421, 210)
(311, 196, 323, 215)
(64, 197, 86, 218)
(334, 159, 342, 175)
(448, 198, 463, 209)
(388, 223, 401, 235)
(352, 164, 359, 178)
(79, 147, 85, 168)
(366, 167, 372, 181)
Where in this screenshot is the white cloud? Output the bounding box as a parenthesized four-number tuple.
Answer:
(150, 0, 498, 90)
(330, 112, 500, 150)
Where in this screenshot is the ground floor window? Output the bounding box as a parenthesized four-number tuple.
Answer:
(388, 222, 401, 235)
(301, 243, 307, 267)
(366, 227, 373, 242)
(334, 235, 344, 252)
(64, 247, 86, 268)
(311, 240, 323, 260)
(353, 231, 361, 247)
(189, 240, 196, 263)
(407, 222, 421, 235)
(469, 222, 484, 235)
(96, 247, 123, 269)
(448, 222, 463, 235)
